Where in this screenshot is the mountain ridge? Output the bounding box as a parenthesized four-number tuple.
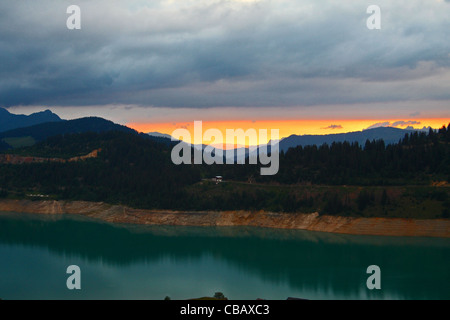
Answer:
(0, 107, 62, 132)
(276, 126, 422, 152)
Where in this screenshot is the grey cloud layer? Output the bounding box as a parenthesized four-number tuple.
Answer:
(1, 0, 449, 108)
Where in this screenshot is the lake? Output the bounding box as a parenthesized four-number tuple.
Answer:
(0, 212, 449, 300)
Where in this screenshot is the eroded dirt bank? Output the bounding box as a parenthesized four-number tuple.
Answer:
(0, 199, 448, 238)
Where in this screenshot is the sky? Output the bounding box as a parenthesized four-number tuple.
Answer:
(1, 0, 449, 140)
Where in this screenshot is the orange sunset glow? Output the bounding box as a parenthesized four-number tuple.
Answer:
(127, 118, 450, 146)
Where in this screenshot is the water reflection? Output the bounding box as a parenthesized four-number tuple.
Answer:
(0, 212, 449, 299)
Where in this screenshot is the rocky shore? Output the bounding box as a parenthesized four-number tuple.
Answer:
(0, 199, 449, 238)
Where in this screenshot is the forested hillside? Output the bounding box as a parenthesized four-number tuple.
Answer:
(0, 124, 449, 217)
(0, 131, 200, 208)
(204, 125, 450, 186)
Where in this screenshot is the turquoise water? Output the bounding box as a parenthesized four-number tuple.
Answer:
(0, 212, 449, 300)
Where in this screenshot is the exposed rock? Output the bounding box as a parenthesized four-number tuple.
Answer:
(0, 199, 448, 238)
(0, 149, 101, 164)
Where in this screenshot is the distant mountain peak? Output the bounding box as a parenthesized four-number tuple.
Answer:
(0, 108, 62, 133)
(0, 116, 137, 145)
(279, 126, 417, 152)
(35, 108, 60, 116)
(147, 132, 174, 140)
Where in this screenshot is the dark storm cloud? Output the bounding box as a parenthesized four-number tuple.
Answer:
(0, 0, 449, 109)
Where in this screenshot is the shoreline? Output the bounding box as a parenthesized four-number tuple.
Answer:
(0, 199, 449, 238)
